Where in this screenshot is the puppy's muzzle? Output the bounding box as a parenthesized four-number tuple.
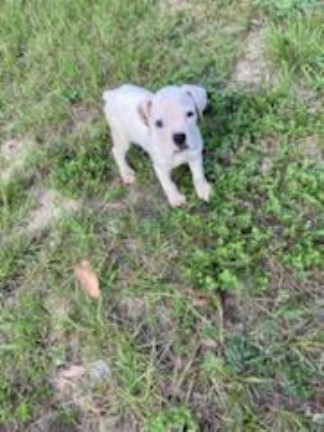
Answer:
(173, 133, 188, 151)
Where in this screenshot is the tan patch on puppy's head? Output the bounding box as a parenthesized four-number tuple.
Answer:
(138, 98, 152, 127)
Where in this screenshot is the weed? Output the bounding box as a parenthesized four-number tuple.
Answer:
(265, 10, 323, 87)
(253, 0, 318, 18)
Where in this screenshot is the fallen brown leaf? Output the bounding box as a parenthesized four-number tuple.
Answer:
(59, 364, 86, 380)
(53, 364, 86, 393)
(74, 260, 101, 299)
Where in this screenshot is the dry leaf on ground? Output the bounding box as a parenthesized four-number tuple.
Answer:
(74, 260, 101, 299)
(53, 364, 86, 393)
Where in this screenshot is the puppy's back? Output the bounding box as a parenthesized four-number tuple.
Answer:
(103, 85, 152, 116)
(103, 85, 152, 145)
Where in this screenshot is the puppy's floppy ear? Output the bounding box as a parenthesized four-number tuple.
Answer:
(182, 85, 208, 118)
(138, 98, 152, 127)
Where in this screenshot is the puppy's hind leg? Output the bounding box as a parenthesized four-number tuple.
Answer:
(110, 125, 135, 184)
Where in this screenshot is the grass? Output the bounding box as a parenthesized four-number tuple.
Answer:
(0, 0, 323, 430)
(265, 9, 323, 88)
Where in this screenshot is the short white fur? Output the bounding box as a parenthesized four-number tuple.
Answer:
(103, 84, 211, 207)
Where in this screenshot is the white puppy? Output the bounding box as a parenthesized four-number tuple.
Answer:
(103, 84, 211, 207)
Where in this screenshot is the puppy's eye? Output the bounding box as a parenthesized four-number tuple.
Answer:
(155, 119, 163, 128)
(187, 111, 194, 118)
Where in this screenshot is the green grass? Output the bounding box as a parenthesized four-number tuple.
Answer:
(265, 9, 323, 89)
(0, 0, 323, 430)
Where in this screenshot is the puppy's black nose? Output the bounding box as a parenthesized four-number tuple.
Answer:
(173, 133, 187, 150)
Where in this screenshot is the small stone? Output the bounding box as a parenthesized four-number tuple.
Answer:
(89, 360, 111, 382)
(315, 308, 324, 323)
(312, 413, 324, 424)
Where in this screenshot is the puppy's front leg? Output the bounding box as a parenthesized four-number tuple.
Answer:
(188, 154, 212, 202)
(154, 165, 186, 207)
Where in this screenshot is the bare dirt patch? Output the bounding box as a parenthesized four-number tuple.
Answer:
(26, 187, 82, 233)
(299, 135, 323, 162)
(119, 296, 147, 321)
(159, 0, 186, 11)
(294, 84, 322, 114)
(0, 138, 36, 182)
(230, 21, 273, 88)
(64, 103, 101, 135)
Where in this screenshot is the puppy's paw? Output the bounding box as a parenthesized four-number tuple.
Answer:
(196, 181, 212, 202)
(122, 169, 136, 184)
(169, 192, 186, 208)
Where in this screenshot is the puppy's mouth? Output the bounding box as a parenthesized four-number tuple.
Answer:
(174, 147, 188, 154)
(174, 143, 189, 153)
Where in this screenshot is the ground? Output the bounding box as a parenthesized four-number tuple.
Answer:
(0, 0, 323, 431)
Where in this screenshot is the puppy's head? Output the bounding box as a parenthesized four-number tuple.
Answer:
(138, 85, 207, 155)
